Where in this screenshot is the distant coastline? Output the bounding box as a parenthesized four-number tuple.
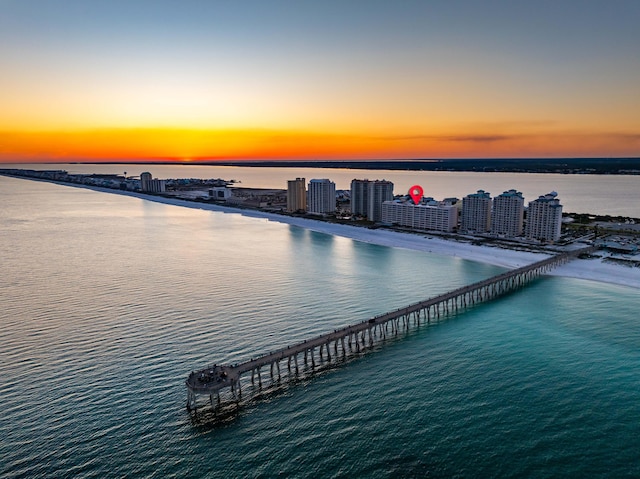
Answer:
(62, 157, 640, 175)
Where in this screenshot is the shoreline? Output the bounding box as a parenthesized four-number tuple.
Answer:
(9, 175, 640, 290)
(9, 158, 640, 175)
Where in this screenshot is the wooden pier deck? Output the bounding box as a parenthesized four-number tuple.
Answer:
(186, 246, 595, 411)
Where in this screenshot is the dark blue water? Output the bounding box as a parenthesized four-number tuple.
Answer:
(1, 176, 638, 478)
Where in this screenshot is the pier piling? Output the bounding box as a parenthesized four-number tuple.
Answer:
(186, 247, 595, 411)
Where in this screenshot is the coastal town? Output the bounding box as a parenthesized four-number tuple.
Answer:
(2, 167, 639, 264)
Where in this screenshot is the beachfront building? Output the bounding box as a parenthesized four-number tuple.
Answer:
(350, 179, 394, 221)
(140, 172, 166, 193)
(525, 192, 563, 243)
(461, 190, 492, 233)
(287, 177, 307, 212)
(209, 186, 232, 200)
(491, 189, 524, 237)
(140, 171, 151, 189)
(350, 179, 368, 217)
(381, 198, 458, 232)
(307, 178, 336, 214)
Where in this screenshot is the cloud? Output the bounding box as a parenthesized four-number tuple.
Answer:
(376, 133, 524, 143)
(604, 132, 640, 141)
(438, 134, 523, 143)
(377, 129, 640, 145)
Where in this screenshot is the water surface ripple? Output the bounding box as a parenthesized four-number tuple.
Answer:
(1, 176, 639, 478)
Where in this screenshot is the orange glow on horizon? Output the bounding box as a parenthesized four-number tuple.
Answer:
(0, 127, 638, 163)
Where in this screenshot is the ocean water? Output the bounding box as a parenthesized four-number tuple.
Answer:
(1, 175, 639, 478)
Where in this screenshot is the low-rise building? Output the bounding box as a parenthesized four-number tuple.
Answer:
(226, 188, 287, 208)
(381, 197, 458, 232)
(209, 187, 232, 200)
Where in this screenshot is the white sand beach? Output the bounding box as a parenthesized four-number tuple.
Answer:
(81, 185, 640, 290)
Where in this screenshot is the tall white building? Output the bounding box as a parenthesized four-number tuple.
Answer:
(491, 189, 524, 237)
(525, 192, 563, 243)
(350, 179, 394, 221)
(287, 177, 307, 212)
(307, 179, 336, 214)
(381, 198, 458, 232)
(461, 190, 492, 233)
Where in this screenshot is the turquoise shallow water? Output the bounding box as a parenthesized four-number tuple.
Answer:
(1, 176, 639, 478)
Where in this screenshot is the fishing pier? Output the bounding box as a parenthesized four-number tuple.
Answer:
(186, 246, 595, 411)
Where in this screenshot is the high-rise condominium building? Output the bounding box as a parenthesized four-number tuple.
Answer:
(461, 190, 492, 233)
(491, 189, 524, 237)
(307, 179, 336, 214)
(350, 179, 369, 217)
(525, 192, 563, 243)
(350, 179, 394, 221)
(139, 171, 166, 193)
(287, 177, 307, 212)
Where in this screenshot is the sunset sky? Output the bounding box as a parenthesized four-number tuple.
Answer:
(1, 0, 639, 162)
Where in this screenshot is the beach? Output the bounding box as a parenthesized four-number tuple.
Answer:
(72, 184, 640, 290)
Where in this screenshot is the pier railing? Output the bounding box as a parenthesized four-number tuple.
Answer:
(186, 246, 596, 411)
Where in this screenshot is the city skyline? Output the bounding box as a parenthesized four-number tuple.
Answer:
(1, 0, 639, 162)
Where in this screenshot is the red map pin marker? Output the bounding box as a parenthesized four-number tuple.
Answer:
(409, 185, 423, 204)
